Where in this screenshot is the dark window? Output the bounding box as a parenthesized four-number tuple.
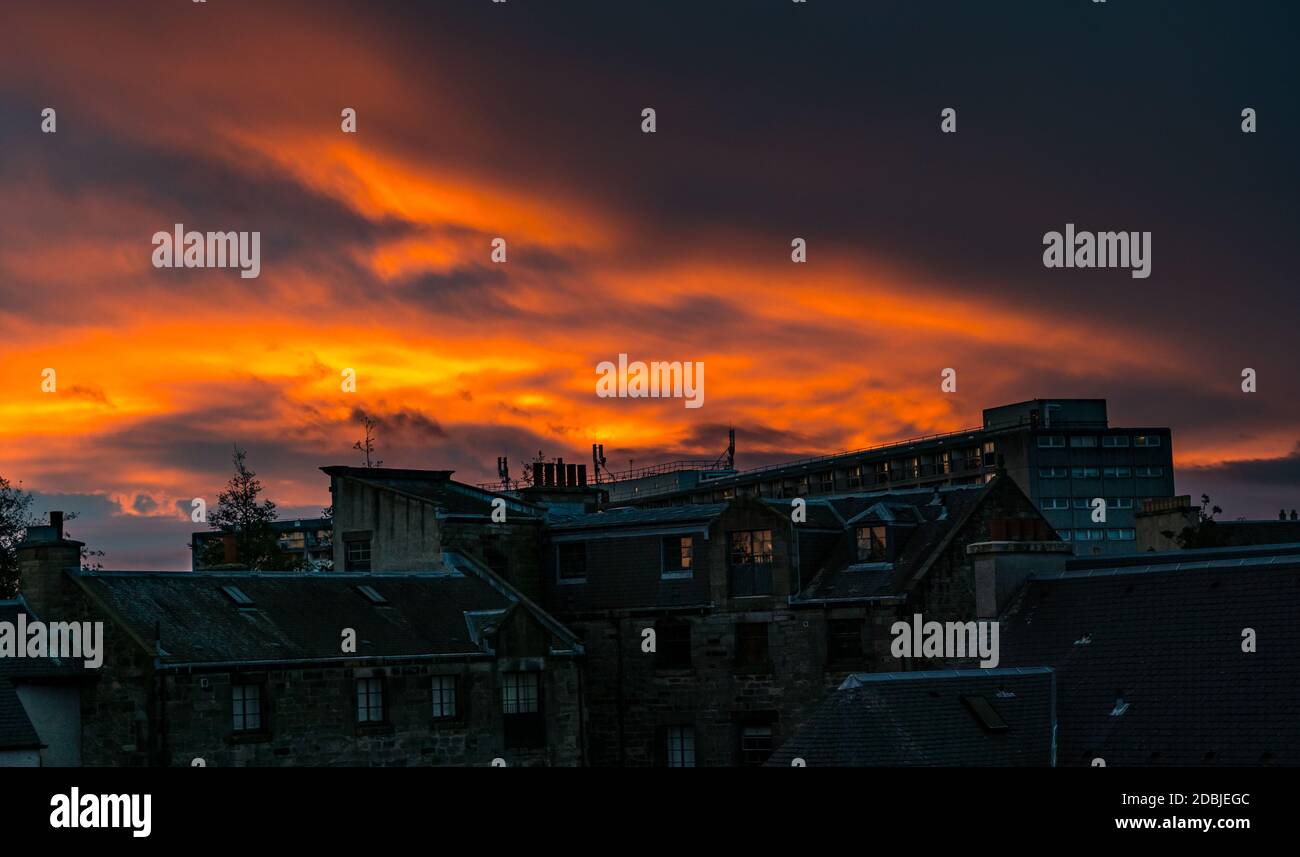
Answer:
(344, 539, 371, 572)
(736, 622, 770, 669)
(232, 684, 263, 732)
(431, 675, 458, 720)
(855, 525, 887, 561)
(728, 530, 773, 597)
(557, 542, 586, 582)
(827, 619, 864, 663)
(665, 725, 696, 767)
(502, 672, 545, 749)
(739, 725, 774, 766)
(661, 536, 693, 576)
(655, 618, 692, 669)
(356, 677, 384, 723)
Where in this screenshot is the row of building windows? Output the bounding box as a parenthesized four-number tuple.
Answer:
(1040, 497, 1138, 510)
(1037, 434, 1163, 448)
(1039, 466, 1164, 479)
(229, 673, 544, 747)
(1058, 528, 1136, 541)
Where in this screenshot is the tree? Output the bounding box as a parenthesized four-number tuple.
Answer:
(1173, 493, 1228, 549)
(0, 477, 38, 597)
(0, 479, 103, 593)
(201, 445, 296, 569)
(353, 415, 383, 468)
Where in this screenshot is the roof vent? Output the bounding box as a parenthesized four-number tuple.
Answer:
(220, 585, 254, 606)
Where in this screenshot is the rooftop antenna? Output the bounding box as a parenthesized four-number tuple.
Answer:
(496, 456, 510, 491)
(728, 427, 736, 469)
(592, 443, 607, 484)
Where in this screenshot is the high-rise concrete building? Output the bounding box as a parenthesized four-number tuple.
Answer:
(608, 399, 1174, 556)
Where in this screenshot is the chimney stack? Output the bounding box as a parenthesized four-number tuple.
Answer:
(16, 512, 85, 622)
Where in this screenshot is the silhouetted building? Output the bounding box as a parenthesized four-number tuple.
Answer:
(541, 473, 1055, 766)
(191, 517, 333, 570)
(607, 399, 1175, 557)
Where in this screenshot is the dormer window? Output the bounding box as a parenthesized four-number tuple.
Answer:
(855, 525, 887, 562)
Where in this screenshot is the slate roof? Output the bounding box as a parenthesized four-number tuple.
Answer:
(796, 484, 990, 601)
(69, 552, 580, 668)
(548, 503, 729, 532)
(765, 668, 1056, 766)
(999, 556, 1300, 766)
(0, 599, 86, 751)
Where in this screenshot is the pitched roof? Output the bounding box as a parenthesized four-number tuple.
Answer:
(547, 503, 730, 532)
(0, 678, 41, 751)
(0, 599, 86, 751)
(999, 557, 1300, 766)
(766, 668, 1056, 766)
(70, 552, 580, 668)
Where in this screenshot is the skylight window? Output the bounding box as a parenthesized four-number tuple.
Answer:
(962, 695, 1009, 732)
(221, 585, 254, 606)
(355, 584, 388, 605)
(1110, 697, 1130, 717)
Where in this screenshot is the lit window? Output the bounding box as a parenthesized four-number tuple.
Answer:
(729, 530, 774, 597)
(662, 537, 693, 577)
(855, 525, 887, 561)
(1134, 435, 1162, 447)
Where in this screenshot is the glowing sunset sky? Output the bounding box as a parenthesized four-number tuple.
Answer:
(1, 1, 1297, 568)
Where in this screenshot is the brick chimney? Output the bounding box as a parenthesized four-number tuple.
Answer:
(17, 511, 85, 621)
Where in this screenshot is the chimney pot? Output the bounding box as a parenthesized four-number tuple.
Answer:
(50, 511, 64, 539)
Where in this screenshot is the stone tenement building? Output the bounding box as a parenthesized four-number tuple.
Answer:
(323, 466, 550, 600)
(16, 520, 584, 767)
(541, 473, 1060, 766)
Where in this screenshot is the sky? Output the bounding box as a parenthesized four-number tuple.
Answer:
(0, 0, 1297, 569)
